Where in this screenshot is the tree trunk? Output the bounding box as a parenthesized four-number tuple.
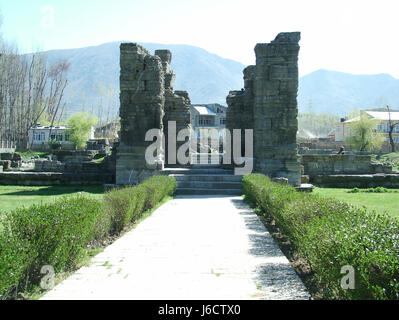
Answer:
(388, 128, 395, 153)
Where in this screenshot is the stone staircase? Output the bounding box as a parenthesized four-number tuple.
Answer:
(164, 164, 243, 195)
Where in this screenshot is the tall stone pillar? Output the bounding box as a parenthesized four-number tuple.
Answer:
(253, 32, 301, 186)
(116, 43, 165, 185)
(155, 50, 191, 167)
(225, 32, 301, 186)
(226, 65, 255, 152)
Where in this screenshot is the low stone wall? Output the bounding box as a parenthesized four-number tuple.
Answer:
(312, 174, 399, 188)
(0, 172, 114, 186)
(301, 154, 392, 178)
(51, 150, 98, 162)
(0, 160, 11, 170)
(0, 152, 22, 168)
(35, 158, 115, 173)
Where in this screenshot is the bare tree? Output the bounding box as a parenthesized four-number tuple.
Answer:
(386, 105, 399, 153)
(0, 35, 70, 148)
(47, 60, 70, 140)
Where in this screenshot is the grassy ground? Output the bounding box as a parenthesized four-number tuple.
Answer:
(0, 185, 105, 214)
(314, 187, 399, 219)
(12, 151, 50, 161)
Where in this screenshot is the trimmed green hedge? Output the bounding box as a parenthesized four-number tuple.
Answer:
(103, 175, 177, 235)
(0, 175, 176, 299)
(243, 174, 399, 300)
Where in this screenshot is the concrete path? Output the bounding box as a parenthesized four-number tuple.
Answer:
(41, 196, 310, 300)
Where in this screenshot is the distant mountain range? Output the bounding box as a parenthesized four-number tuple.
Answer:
(39, 42, 399, 119)
(42, 42, 245, 119)
(298, 69, 399, 115)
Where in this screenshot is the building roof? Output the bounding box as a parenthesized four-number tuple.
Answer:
(343, 116, 360, 123)
(340, 110, 399, 124)
(30, 125, 68, 130)
(364, 111, 399, 121)
(193, 106, 216, 116)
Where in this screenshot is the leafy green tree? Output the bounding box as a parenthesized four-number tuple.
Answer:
(345, 110, 385, 152)
(66, 112, 98, 149)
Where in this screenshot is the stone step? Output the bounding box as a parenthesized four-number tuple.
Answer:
(190, 164, 222, 169)
(176, 181, 243, 190)
(171, 174, 242, 182)
(176, 188, 243, 196)
(163, 168, 234, 175)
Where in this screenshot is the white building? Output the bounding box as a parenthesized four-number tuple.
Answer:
(190, 104, 227, 142)
(335, 110, 399, 143)
(28, 125, 95, 150)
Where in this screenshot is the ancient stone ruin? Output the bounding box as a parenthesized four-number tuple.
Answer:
(116, 44, 191, 185)
(116, 33, 302, 186)
(226, 32, 302, 186)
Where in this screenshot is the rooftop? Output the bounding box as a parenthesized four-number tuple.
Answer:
(30, 125, 68, 130)
(192, 106, 216, 116)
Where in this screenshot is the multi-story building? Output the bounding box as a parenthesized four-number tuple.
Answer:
(190, 104, 227, 142)
(335, 110, 399, 144)
(28, 124, 94, 150)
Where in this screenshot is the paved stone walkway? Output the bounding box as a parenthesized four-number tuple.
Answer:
(41, 196, 310, 300)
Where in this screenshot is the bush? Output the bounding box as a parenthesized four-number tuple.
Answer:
(243, 174, 399, 300)
(103, 175, 177, 234)
(0, 196, 101, 298)
(0, 175, 176, 299)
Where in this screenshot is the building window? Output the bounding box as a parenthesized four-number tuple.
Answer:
(220, 118, 226, 125)
(65, 134, 70, 141)
(50, 134, 56, 141)
(56, 134, 63, 142)
(35, 132, 45, 141)
(199, 117, 213, 126)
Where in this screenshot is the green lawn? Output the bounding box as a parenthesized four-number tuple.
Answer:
(313, 187, 399, 219)
(0, 185, 105, 214)
(12, 151, 51, 161)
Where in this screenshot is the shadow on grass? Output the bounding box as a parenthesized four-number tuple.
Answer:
(1, 185, 106, 197)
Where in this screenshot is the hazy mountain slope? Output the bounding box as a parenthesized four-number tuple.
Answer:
(43, 42, 245, 118)
(41, 43, 399, 119)
(298, 69, 399, 115)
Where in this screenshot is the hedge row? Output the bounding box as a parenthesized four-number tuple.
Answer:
(0, 175, 176, 299)
(243, 174, 399, 300)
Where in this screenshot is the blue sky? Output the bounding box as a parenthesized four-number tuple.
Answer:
(1, 0, 399, 78)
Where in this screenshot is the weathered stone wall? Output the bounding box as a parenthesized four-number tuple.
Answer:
(226, 32, 301, 186)
(34, 159, 115, 175)
(311, 174, 399, 188)
(0, 152, 22, 168)
(301, 154, 393, 178)
(0, 160, 11, 170)
(254, 33, 301, 186)
(226, 66, 255, 132)
(117, 44, 165, 185)
(226, 66, 255, 152)
(156, 50, 191, 166)
(163, 90, 191, 166)
(116, 44, 191, 183)
(0, 172, 113, 186)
